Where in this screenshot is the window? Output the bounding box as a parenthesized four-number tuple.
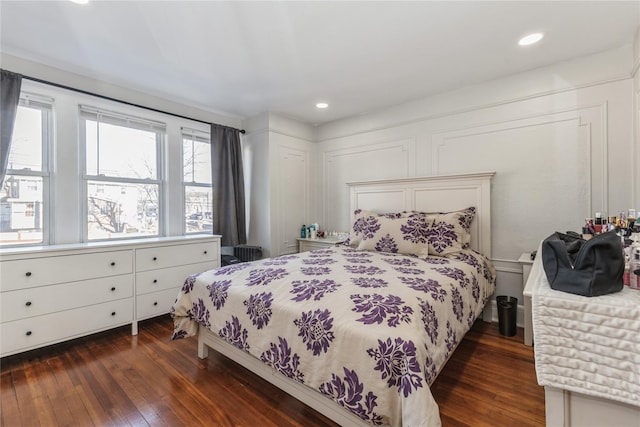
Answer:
(80, 106, 165, 241)
(0, 96, 52, 246)
(182, 128, 212, 234)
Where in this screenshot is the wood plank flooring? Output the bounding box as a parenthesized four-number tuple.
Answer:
(1, 316, 545, 426)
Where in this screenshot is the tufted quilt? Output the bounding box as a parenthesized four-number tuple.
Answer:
(531, 253, 640, 408)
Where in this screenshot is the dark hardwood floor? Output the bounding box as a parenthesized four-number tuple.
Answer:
(1, 316, 544, 426)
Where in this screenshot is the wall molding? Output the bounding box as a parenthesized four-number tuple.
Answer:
(600, 100, 609, 211)
(318, 75, 630, 143)
(244, 127, 316, 144)
(430, 103, 607, 217)
(276, 144, 311, 255)
(312, 64, 631, 305)
(321, 137, 416, 231)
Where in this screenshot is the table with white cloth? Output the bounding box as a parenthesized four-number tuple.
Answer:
(524, 246, 640, 426)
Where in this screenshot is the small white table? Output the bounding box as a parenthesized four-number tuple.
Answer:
(518, 252, 535, 346)
(297, 237, 345, 253)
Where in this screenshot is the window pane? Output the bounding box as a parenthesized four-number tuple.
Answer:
(182, 137, 211, 184)
(85, 120, 158, 179)
(0, 175, 44, 245)
(184, 185, 212, 233)
(7, 106, 43, 171)
(87, 180, 159, 240)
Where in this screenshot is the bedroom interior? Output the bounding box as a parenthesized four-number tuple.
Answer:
(1, 1, 639, 426)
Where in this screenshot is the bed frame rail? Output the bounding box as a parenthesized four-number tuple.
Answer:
(198, 328, 369, 427)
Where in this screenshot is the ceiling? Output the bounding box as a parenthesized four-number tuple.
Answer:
(1, 1, 639, 125)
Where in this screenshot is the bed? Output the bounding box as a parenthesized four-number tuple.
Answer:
(171, 172, 496, 426)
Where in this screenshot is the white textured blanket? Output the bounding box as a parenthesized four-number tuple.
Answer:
(530, 251, 640, 408)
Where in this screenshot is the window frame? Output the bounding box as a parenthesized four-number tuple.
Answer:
(79, 105, 166, 242)
(1, 94, 54, 247)
(181, 127, 212, 235)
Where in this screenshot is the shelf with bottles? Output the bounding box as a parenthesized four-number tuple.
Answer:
(580, 209, 640, 290)
(583, 210, 638, 237)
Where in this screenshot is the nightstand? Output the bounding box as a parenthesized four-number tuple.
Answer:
(518, 252, 535, 346)
(297, 238, 345, 253)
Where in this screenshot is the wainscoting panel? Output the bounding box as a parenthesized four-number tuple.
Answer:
(431, 106, 605, 260)
(277, 145, 309, 255)
(322, 138, 416, 233)
(313, 73, 630, 309)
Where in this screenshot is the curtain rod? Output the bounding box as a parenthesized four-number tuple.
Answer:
(19, 73, 245, 134)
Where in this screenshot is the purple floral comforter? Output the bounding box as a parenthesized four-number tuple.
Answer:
(171, 245, 495, 426)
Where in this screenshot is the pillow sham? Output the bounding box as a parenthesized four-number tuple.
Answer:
(423, 207, 476, 255)
(345, 209, 405, 247)
(356, 213, 433, 257)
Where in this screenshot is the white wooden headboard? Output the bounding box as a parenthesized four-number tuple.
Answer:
(347, 172, 495, 258)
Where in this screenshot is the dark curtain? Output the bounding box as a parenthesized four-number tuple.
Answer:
(1, 70, 23, 185)
(211, 124, 246, 246)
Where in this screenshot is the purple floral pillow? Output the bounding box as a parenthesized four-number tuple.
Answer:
(346, 209, 405, 247)
(423, 207, 476, 255)
(355, 214, 433, 257)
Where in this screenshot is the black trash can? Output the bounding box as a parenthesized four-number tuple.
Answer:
(496, 296, 518, 337)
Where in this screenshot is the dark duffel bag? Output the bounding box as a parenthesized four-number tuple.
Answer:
(541, 231, 624, 297)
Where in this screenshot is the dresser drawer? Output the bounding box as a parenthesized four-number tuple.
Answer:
(136, 288, 180, 320)
(1, 298, 133, 357)
(1, 274, 133, 323)
(136, 261, 213, 295)
(0, 250, 132, 292)
(136, 242, 219, 271)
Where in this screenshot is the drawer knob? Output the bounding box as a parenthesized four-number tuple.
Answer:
(111, 312, 116, 316)
(25, 301, 32, 307)
(153, 302, 158, 306)
(153, 279, 158, 283)
(110, 262, 116, 266)
(26, 331, 32, 336)
(204, 250, 208, 254)
(25, 272, 32, 277)
(111, 287, 116, 291)
(153, 257, 157, 261)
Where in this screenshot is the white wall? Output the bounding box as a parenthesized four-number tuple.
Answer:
(2, 53, 242, 129)
(243, 113, 272, 255)
(242, 113, 314, 258)
(314, 46, 636, 308)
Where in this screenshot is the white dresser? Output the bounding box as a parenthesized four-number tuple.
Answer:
(0, 235, 220, 357)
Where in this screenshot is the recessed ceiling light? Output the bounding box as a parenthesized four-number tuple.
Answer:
(518, 33, 544, 46)
(69, 0, 89, 4)
(316, 102, 329, 109)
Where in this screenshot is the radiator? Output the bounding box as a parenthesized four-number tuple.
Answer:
(233, 245, 263, 262)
